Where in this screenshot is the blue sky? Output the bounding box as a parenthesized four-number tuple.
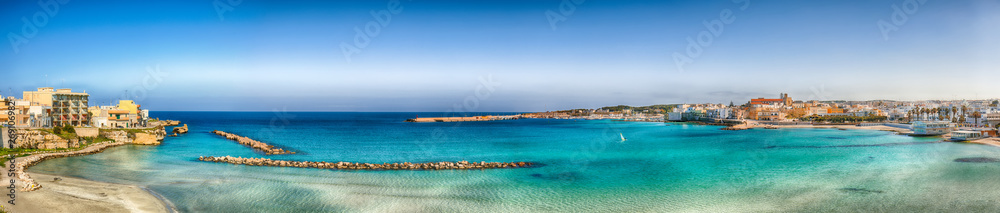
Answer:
(1, 0, 998, 111)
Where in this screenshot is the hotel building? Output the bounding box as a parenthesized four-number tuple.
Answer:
(23, 87, 90, 127)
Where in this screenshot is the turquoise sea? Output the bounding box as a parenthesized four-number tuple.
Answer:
(28, 112, 1000, 212)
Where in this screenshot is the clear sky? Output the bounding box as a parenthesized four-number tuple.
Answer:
(1, 0, 998, 111)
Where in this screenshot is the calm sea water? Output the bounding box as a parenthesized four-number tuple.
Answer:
(28, 112, 1000, 212)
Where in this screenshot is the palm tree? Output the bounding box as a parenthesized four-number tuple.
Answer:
(972, 111, 982, 127)
(952, 106, 958, 120)
(961, 105, 969, 127)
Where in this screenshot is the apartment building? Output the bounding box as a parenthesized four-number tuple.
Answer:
(23, 87, 90, 127)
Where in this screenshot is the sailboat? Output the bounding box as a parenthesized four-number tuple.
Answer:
(620, 133, 626, 142)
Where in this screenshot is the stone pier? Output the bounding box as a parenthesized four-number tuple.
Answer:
(212, 130, 295, 155)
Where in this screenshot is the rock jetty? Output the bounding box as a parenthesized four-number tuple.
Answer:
(199, 156, 535, 170)
(212, 130, 295, 155)
(721, 125, 749, 130)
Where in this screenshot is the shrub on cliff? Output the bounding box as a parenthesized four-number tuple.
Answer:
(64, 124, 76, 133)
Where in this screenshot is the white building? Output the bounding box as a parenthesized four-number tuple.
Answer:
(1, 126, 7, 149)
(667, 112, 683, 121)
(714, 108, 731, 119)
(92, 110, 110, 128)
(27, 105, 52, 127)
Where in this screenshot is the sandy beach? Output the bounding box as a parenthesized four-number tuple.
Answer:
(2, 165, 171, 213)
(966, 137, 1000, 148)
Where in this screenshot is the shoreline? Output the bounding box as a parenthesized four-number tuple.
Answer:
(965, 137, 1000, 148)
(3, 169, 171, 213)
(12, 141, 130, 191)
(3, 122, 179, 212)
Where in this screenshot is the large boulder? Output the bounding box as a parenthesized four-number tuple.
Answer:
(160, 120, 181, 126)
(172, 124, 189, 134)
(133, 133, 161, 145)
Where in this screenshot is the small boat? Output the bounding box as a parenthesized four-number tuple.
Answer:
(620, 133, 626, 142)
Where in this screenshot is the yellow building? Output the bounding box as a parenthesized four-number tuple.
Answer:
(22, 87, 55, 106)
(117, 100, 140, 114)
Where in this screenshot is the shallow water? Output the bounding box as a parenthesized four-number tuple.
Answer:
(29, 112, 1000, 212)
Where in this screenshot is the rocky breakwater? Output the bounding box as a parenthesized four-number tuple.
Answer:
(199, 156, 536, 170)
(12, 141, 129, 191)
(212, 130, 295, 155)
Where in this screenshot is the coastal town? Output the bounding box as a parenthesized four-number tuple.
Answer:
(6, 88, 1000, 212)
(516, 93, 1000, 143)
(1, 87, 188, 213)
(7, 88, 1000, 152)
(1, 87, 181, 150)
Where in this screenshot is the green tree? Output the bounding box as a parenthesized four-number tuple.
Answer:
(64, 124, 76, 134)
